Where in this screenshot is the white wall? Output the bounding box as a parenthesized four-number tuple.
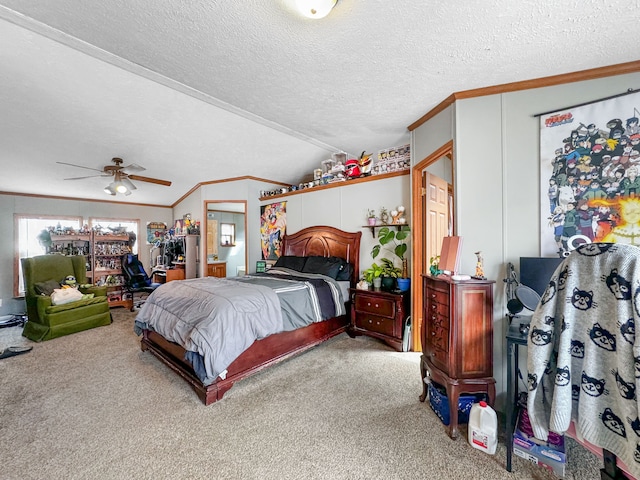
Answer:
(0, 193, 171, 315)
(263, 175, 411, 278)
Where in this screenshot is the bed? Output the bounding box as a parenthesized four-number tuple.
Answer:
(135, 225, 361, 405)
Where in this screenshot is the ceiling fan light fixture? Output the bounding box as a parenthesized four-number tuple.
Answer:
(295, 0, 337, 19)
(104, 184, 117, 196)
(115, 182, 128, 194)
(121, 176, 137, 191)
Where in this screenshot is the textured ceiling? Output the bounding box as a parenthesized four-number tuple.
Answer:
(0, 0, 638, 205)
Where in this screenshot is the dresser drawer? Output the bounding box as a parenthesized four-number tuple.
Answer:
(425, 288, 449, 307)
(354, 295, 396, 318)
(355, 314, 395, 337)
(426, 299, 449, 318)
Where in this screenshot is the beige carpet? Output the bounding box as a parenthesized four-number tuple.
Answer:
(0, 309, 606, 479)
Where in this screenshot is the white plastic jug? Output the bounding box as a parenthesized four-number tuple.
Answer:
(467, 401, 498, 455)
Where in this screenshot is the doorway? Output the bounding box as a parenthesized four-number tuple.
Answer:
(203, 200, 247, 278)
(411, 141, 454, 351)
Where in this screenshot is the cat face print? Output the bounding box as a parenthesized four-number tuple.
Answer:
(570, 287, 596, 310)
(589, 323, 616, 351)
(541, 281, 557, 305)
(555, 366, 570, 386)
(601, 407, 626, 437)
(581, 371, 606, 397)
(570, 340, 585, 358)
(557, 267, 569, 292)
(604, 268, 632, 300)
(612, 369, 636, 400)
(528, 372, 538, 391)
(577, 243, 614, 256)
(620, 318, 635, 345)
(530, 327, 552, 346)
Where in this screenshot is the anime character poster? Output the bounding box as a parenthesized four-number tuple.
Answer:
(540, 91, 640, 257)
(260, 201, 286, 260)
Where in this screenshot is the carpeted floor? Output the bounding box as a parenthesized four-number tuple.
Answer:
(0, 309, 607, 479)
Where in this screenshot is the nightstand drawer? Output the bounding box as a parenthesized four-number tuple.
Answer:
(354, 295, 395, 318)
(355, 314, 395, 337)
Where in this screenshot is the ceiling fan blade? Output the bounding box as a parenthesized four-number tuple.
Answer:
(64, 174, 111, 180)
(57, 161, 105, 173)
(121, 163, 146, 174)
(128, 174, 172, 186)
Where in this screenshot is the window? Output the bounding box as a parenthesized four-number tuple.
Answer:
(89, 218, 139, 255)
(14, 214, 83, 297)
(220, 223, 236, 246)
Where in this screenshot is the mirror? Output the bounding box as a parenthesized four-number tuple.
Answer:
(204, 201, 247, 278)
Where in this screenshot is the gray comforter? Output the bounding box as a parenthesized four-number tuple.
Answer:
(134, 270, 345, 385)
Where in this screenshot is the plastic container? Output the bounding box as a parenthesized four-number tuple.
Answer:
(467, 401, 498, 455)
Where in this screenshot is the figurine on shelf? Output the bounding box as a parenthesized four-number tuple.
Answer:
(391, 205, 406, 224)
(379, 207, 389, 224)
(473, 251, 486, 280)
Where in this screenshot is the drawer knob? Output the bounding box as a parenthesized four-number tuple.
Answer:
(367, 302, 371, 306)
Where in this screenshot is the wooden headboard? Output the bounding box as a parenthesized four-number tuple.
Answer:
(281, 225, 362, 286)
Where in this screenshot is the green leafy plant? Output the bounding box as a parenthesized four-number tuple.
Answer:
(362, 263, 383, 283)
(379, 258, 402, 278)
(367, 209, 376, 219)
(371, 225, 411, 277)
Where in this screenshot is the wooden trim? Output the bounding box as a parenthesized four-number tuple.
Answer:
(13, 213, 84, 297)
(259, 170, 409, 202)
(408, 60, 640, 131)
(0, 190, 170, 209)
(202, 200, 247, 278)
(410, 141, 454, 352)
(173, 176, 290, 208)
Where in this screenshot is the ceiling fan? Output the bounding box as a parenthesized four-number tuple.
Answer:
(57, 158, 172, 196)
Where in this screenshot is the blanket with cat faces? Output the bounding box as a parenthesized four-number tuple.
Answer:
(526, 242, 640, 477)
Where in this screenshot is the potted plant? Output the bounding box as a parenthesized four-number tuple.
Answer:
(379, 257, 402, 291)
(371, 225, 411, 291)
(366, 209, 377, 226)
(362, 262, 383, 289)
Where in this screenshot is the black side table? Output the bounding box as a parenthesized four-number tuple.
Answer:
(505, 316, 530, 472)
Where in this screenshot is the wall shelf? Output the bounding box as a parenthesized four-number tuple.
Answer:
(259, 169, 409, 201)
(363, 224, 410, 237)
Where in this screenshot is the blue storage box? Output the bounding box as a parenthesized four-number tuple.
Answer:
(428, 382, 487, 426)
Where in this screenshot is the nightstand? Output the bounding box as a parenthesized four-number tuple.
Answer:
(349, 288, 410, 352)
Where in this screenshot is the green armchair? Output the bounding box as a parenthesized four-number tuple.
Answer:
(21, 255, 111, 342)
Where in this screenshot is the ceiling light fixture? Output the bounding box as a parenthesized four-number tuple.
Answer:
(295, 0, 337, 19)
(105, 172, 133, 196)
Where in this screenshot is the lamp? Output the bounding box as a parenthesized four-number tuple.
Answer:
(295, 0, 337, 19)
(104, 184, 116, 196)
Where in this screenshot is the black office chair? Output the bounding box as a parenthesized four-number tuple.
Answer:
(122, 253, 160, 311)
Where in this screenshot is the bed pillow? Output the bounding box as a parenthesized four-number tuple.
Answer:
(34, 279, 62, 296)
(273, 255, 307, 272)
(302, 256, 345, 279)
(335, 262, 353, 281)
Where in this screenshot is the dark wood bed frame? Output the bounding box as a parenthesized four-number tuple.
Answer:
(140, 225, 362, 405)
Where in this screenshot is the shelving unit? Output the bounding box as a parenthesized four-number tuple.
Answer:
(92, 233, 131, 308)
(48, 233, 93, 282)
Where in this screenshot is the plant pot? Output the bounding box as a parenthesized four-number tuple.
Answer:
(372, 277, 382, 289)
(368, 217, 377, 226)
(381, 276, 395, 291)
(397, 277, 411, 292)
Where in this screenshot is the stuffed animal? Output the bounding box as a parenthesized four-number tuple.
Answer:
(62, 275, 78, 289)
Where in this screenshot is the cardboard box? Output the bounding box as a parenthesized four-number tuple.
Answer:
(513, 408, 566, 478)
